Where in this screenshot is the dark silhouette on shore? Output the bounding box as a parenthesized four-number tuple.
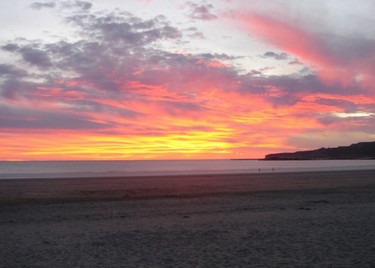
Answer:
(265, 141, 375, 160)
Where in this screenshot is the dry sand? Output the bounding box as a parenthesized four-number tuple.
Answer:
(1, 170, 375, 267)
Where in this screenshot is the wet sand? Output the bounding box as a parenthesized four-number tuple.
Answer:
(1, 170, 375, 267)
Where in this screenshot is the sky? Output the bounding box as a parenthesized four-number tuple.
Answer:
(0, 0, 375, 160)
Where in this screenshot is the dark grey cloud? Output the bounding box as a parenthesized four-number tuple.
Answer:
(61, 98, 141, 118)
(0, 104, 107, 130)
(238, 73, 367, 107)
(197, 53, 239, 61)
(1, 43, 19, 52)
(314, 98, 357, 112)
(249, 70, 262, 75)
(19, 46, 52, 68)
(282, 74, 365, 96)
(30, 1, 56, 10)
(186, 2, 217, 21)
(263, 51, 288, 60)
(288, 59, 303, 65)
(324, 33, 375, 64)
(3, 12, 182, 87)
(74, 0, 92, 10)
(66, 13, 181, 46)
(0, 79, 34, 100)
(31, 0, 92, 12)
(0, 64, 27, 77)
(60, 0, 92, 11)
(266, 95, 300, 107)
(0, 11, 188, 130)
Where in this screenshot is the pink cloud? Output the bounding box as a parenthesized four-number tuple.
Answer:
(233, 12, 375, 87)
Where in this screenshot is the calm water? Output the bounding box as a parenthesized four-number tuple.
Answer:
(0, 159, 375, 179)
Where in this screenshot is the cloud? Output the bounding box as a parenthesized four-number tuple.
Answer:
(60, 0, 92, 11)
(197, 53, 238, 61)
(158, 100, 207, 116)
(233, 12, 375, 87)
(1, 9, 369, 117)
(262, 51, 288, 60)
(0, 64, 27, 77)
(1, 11, 221, 132)
(288, 59, 303, 65)
(31, 1, 56, 10)
(314, 98, 358, 112)
(1, 43, 19, 52)
(0, 103, 107, 130)
(74, 0, 92, 10)
(184, 27, 206, 39)
(238, 72, 368, 108)
(1, 6, 374, 159)
(31, 1, 92, 11)
(185, 2, 218, 21)
(1, 79, 35, 100)
(19, 46, 53, 68)
(2, 43, 53, 68)
(316, 112, 375, 134)
(66, 13, 181, 46)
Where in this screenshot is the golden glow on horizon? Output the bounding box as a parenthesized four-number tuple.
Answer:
(1, 86, 373, 161)
(1, 82, 373, 161)
(0, 129, 236, 160)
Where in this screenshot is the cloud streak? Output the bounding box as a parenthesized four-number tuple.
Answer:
(234, 12, 375, 87)
(30, 1, 56, 10)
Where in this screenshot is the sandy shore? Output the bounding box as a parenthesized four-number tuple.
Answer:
(1, 170, 375, 267)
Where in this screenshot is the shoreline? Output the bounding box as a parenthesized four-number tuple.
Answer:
(1, 169, 375, 204)
(2, 159, 375, 180)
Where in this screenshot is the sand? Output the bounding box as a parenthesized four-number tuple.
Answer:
(1, 170, 375, 267)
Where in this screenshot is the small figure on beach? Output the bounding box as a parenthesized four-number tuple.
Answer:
(258, 168, 261, 172)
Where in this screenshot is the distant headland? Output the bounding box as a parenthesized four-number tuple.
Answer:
(265, 141, 375, 160)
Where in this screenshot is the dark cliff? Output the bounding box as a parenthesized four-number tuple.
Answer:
(265, 141, 375, 160)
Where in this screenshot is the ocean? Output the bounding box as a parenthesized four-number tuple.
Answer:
(1, 159, 375, 179)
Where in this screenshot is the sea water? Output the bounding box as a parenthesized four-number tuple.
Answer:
(0, 159, 374, 179)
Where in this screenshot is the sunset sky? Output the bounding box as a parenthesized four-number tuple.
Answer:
(1, 0, 374, 160)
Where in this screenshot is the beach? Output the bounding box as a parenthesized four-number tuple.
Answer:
(1, 170, 375, 267)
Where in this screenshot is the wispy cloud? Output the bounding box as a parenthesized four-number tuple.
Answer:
(30, 1, 56, 10)
(185, 2, 218, 21)
(233, 11, 375, 87)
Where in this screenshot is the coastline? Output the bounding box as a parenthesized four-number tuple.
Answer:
(1, 169, 375, 204)
(2, 159, 375, 180)
(1, 169, 375, 267)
